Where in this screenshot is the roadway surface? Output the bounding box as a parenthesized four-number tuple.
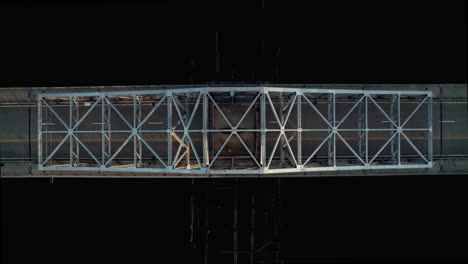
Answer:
(0, 84, 466, 177)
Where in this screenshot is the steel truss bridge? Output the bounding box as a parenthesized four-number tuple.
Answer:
(37, 87, 433, 175)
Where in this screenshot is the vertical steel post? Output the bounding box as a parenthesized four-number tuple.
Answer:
(261, 91, 266, 168)
(397, 94, 401, 165)
(390, 94, 397, 164)
(332, 93, 336, 167)
(185, 93, 191, 169)
(44, 100, 48, 160)
(327, 94, 333, 166)
(358, 96, 366, 159)
(297, 94, 302, 166)
(38, 98, 42, 166)
(101, 95, 105, 166)
(137, 95, 142, 167)
(439, 86, 444, 172)
(203, 91, 209, 168)
(103, 97, 111, 165)
(358, 98, 362, 158)
(279, 93, 285, 167)
(133, 95, 137, 168)
(390, 95, 394, 164)
(72, 97, 79, 166)
(167, 93, 173, 168)
(428, 95, 433, 163)
(69, 96, 73, 167)
(365, 94, 368, 165)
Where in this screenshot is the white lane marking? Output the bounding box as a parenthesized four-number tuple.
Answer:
(440, 120, 456, 123)
(381, 120, 429, 123)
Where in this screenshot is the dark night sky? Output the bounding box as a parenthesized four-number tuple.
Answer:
(1, 1, 467, 264)
(0, 1, 466, 86)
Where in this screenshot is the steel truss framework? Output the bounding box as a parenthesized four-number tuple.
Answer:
(37, 87, 433, 175)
